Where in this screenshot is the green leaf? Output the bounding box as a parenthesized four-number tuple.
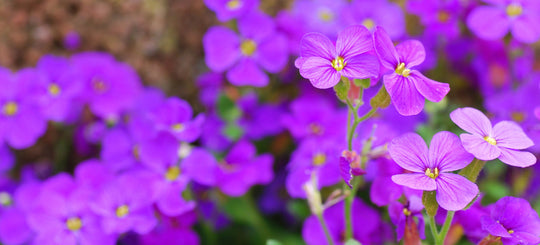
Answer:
(422, 190, 439, 217)
(266, 240, 282, 245)
(369, 85, 390, 108)
(334, 77, 350, 101)
(223, 123, 244, 141)
(217, 94, 242, 122)
(344, 239, 362, 245)
(353, 78, 370, 88)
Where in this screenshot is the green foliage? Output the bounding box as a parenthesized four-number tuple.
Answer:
(423, 190, 439, 217)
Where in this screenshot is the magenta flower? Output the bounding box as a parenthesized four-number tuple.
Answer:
(450, 107, 537, 167)
(388, 195, 425, 242)
(203, 0, 258, 21)
(203, 11, 288, 87)
(467, 0, 540, 43)
(373, 27, 450, 116)
(481, 196, 540, 244)
(295, 25, 379, 89)
(389, 131, 478, 211)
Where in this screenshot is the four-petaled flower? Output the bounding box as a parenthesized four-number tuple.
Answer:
(388, 131, 478, 211)
(450, 107, 537, 167)
(373, 26, 450, 116)
(295, 25, 379, 89)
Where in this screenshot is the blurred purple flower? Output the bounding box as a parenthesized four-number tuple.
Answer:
(467, 0, 540, 43)
(450, 107, 537, 167)
(63, 31, 81, 50)
(216, 140, 273, 196)
(373, 27, 449, 116)
(203, 11, 288, 86)
(389, 131, 478, 211)
(290, 0, 346, 37)
(286, 138, 342, 198)
(407, 0, 462, 39)
(150, 97, 204, 143)
(388, 195, 425, 241)
(204, 0, 258, 21)
(295, 25, 379, 89)
(342, 0, 405, 38)
(481, 196, 540, 244)
(238, 93, 284, 140)
(0, 68, 47, 149)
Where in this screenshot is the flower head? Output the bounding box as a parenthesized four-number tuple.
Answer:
(450, 107, 537, 167)
(295, 25, 379, 89)
(373, 27, 450, 116)
(389, 131, 478, 210)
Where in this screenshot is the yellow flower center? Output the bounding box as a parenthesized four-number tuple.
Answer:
(332, 56, 346, 71)
(2, 101, 18, 116)
(312, 153, 326, 166)
(309, 123, 323, 135)
(226, 0, 241, 10)
(395, 63, 411, 77)
(506, 3, 522, 17)
(92, 79, 108, 93)
(240, 40, 257, 56)
(508, 229, 514, 234)
(165, 166, 181, 181)
(511, 111, 525, 123)
(403, 208, 411, 216)
(172, 123, 184, 132)
(116, 205, 129, 218)
(48, 83, 61, 96)
(438, 11, 450, 22)
(66, 217, 82, 231)
(362, 18, 375, 30)
(319, 9, 334, 22)
(0, 192, 12, 206)
(425, 168, 439, 179)
(132, 145, 140, 160)
(484, 136, 497, 146)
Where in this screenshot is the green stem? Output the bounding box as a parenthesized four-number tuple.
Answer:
(436, 211, 455, 245)
(317, 212, 335, 245)
(429, 215, 439, 241)
(459, 158, 486, 183)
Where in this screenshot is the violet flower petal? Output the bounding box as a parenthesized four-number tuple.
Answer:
(388, 132, 429, 172)
(498, 148, 537, 168)
(227, 58, 269, 87)
(450, 107, 492, 136)
(336, 25, 373, 59)
(395, 40, 425, 68)
(460, 134, 501, 160)
(492, 121, 534, 150)
(384, 73, 424, 116)
(299, 33, 336, 60)
(373, 27, 399, 70)
(435, 173, 478, 211)
(429, 131, 473, 172)
(300, 57, 340, 89)
(340, 54, 379, 79)
(203, 27, 240, 72)
(391, 173, 437, 191)
(467, 6, 509, 40)
(410, 70, 450, 103)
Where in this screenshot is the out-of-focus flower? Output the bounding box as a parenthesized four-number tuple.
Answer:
(295, 25, 379, 89)
(450, 107, 537, 167)
(342, 0, 405, 38)
(373, 27, 449, 116)
(389, 132, 478, 211)
(467, 0, 540, 43)
(388, 195, 425, 242)
(203, 11, 288, 86)
(204, 0, 258, 22)
(481, 196, 540, 244)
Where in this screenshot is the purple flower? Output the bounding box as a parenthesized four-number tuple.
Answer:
(27, 175, 116, 245)
(203, 11, 288, 87)
(237, 93, 284, 140)
(35, 55, 83, 123)
(388, 131, 478, 211)
(71, 52, 142, 119)
(290, 0, 346, 37)
(216, 140, 273, 196)
(91, 172, 157, 235)
(481, 196, 540, 244)
(407, 0, 462, 39)
(467, 0, 540, 43)
(450, 107, 537, 167)
(286, 138, 342, 198)
(0, 68, 47, 149)
(63, 31, 81, 50)
(373, 27, 450, 116)
(295, 25, 379, 89)
(149, 97, 204, 143)
(388, 195, 425, 242)
(302, 198, 384, 245)
(203, 0, 258, 21)
(342, 0, 405, 39)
